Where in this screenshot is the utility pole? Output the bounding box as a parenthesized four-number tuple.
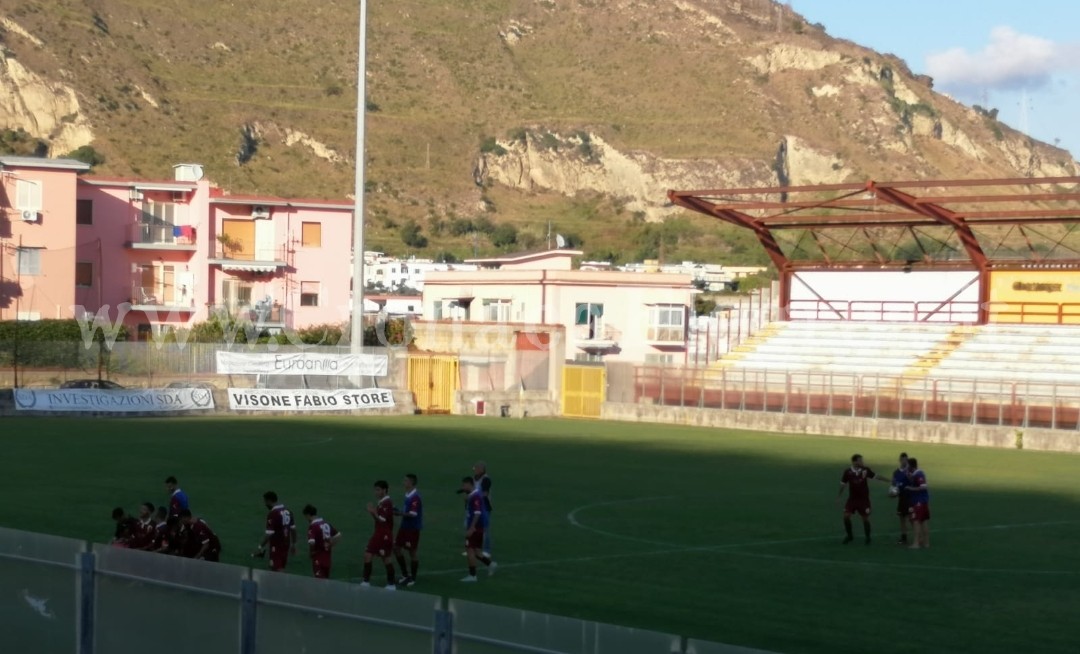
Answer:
(349, 0, 369, 381)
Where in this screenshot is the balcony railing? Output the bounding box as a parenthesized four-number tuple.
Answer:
(129, 285, 196, 310)
(128, 223, 197, 249)
(646, 325, 686, 343)
(210, 303, 287, 326)
(211, 244, 288, 262)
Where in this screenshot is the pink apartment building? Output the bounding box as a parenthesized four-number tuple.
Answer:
(2, 158, 354, 337)
(0, 156, 90, 321)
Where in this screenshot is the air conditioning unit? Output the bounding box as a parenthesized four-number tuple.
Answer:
(20, 210, 39, 222)
(252, 205, 271, 220)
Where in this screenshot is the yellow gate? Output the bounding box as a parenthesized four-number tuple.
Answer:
(407, 355, 460, 414)
(561, 364, 606, 418)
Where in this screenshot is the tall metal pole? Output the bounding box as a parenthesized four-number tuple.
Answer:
(349, 0, 369, 359)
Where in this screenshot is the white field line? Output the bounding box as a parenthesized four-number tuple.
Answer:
(422, 496, 1080, 577)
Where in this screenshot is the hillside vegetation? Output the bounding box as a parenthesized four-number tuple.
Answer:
(1, 0, 1076, 265)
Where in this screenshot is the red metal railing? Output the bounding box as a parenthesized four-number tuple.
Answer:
(787, 300, 1080, 325)
(632, 366, 1080, 431)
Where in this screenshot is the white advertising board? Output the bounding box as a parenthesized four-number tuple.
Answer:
(227, 388, 395, 412)
(216, 351, 388, 377)
(13, 388, 215, 413)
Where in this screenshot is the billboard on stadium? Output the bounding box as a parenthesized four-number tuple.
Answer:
(988, 271, 1080, 324)
(226, 388, 395, 412)
(215, 351, 388, 377)
(13, 388, 215, 413)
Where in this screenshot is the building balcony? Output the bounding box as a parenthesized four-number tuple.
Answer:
(208, 244, 289, 272)
(128, 286, 197, 312)
(575, 323, 621, 351)
(209, 302, 287, 328)
(645, 325, 687, 346)
(126, 224, 198, 251)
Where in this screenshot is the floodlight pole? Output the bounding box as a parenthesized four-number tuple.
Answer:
(349, 0, 369, 372)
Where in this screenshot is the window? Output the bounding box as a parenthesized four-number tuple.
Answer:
(575, 303, 604, 325)
(15, 179, 43, 211)
(647, 305, 686, 342)
(76, 262, 93, 287)
(644, 353, 675, 366)
(482, 299, 511, 323)
(300, 281, 320, 307)
(76, 199, 93, 225)
(301, 222, 322, 247)
(574, 352, 604, 363)
(16, 247, 41, 276)
(575, 302, 604, 339)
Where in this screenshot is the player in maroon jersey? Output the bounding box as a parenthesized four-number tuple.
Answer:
(130, 502, 157, 550)
(303, 504, 342, 579)
(837, 454, 890, 545)
(361, 480, 397, 590)
(148, 507, 173, 554)
(179, 509, 222, 562)
(253, 491, 296, 571)
(111, 507, 137, 547)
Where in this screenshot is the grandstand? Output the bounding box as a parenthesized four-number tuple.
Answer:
(662, 176, 1080, 428)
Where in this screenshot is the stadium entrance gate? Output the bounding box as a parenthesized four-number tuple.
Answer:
(562, 364, 606, 418)
(407, 354, 459, 413)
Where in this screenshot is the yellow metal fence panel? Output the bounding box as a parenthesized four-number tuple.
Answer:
(562, 365, 605, 418)
(408, 355, 460, 413)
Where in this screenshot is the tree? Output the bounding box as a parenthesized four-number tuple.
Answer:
(399, 220, 428, 248)
(491, 223, 519, 248)
(435, 251, 459, 263)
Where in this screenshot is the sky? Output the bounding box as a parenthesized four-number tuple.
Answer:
(788, 0, 1080, 158)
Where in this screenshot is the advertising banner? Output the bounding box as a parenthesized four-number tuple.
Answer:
(227, 388, 395, 412)
(13, 388, 215, 413)
(215, 351, 388, 377)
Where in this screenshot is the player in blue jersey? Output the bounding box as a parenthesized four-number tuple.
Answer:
(394, 473, 423, 587)
(891, 453, 911, 545)
(461, 476, 496, 582)
(165, 476, 189, 519)
(905, 458, 931, 549)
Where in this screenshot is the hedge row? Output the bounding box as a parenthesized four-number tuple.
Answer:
(0, 319, 125, 368)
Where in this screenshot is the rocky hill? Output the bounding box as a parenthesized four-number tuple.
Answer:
(1, 0, 1076, 265)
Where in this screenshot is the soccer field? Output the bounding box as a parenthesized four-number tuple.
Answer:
(2, 415, 1079, 654)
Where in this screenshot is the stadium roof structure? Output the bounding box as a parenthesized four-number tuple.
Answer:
(668, 176, 1080, 272)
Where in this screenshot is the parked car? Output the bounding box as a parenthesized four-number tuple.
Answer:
(165, 381, 217, 390)
(59, 379, 125, 390)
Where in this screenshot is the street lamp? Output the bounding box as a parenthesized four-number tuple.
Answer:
(350, 0, 369, 363)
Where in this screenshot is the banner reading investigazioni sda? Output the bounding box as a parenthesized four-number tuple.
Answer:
(216, 351, 388, 377)
(13, 388, 215, 413)
(227, 388, 395, 412)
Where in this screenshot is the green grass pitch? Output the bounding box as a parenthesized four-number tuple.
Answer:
(2, 415, 1079, 654)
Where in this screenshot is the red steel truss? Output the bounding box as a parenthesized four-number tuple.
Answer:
(669, 176, 1080, 323)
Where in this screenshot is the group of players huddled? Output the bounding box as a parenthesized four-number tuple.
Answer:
(837, 452, 931, 548)
(110, 462, 497, 588)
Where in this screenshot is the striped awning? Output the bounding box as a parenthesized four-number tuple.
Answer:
(220, 263, 277, 273)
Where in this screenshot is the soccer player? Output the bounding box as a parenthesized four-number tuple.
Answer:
(179, 510, 222, 561)
(905, 458, 931, 549)
(303, 504, 342, 579)
(891, 453, 912, 545)
(393, 474, 423, 587)
(361, 480, 397, 590)
(148, 507, 173, 554)
(473, 461, 494, 556)
(165, 476, 189, 519)
(461, 476, 496, 582)
(253, 491, 297, 571)
(111, 507, 137, 547)
(131, 502, 157, 550)
(837, 454, 889, 545)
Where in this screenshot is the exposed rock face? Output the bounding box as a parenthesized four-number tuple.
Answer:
(0, 54, 93, 155)
(482, 131, 777, 221)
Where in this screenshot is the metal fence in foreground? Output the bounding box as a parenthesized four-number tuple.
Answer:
(0, 527, 769, 654)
